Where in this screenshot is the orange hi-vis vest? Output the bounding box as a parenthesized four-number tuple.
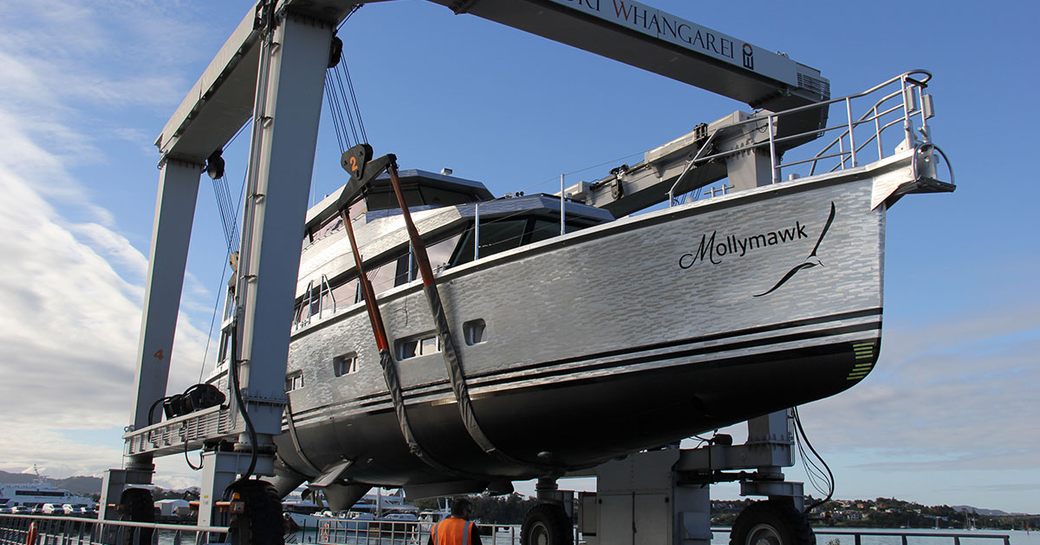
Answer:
(431, 517, 477, 545)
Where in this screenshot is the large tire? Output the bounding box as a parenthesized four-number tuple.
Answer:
(119, 488, 154, 545)
(521, 503, 573, 545)
(230, 480, 285, 545)
(729, 498, 814, 545)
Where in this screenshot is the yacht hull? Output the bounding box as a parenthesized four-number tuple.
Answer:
(278, 170, 887, 487)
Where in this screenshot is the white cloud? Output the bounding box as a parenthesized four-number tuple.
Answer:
(0, 161, 211, 428)
(800, 301, 1040, 468)
(0, 0, 220, 482)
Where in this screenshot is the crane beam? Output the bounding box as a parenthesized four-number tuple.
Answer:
(155, 0, 828, 163)
(431, 0, 829, 109)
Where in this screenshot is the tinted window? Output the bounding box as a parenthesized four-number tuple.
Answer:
(333, 353, 358, 377)
(418, 186, 478, 207)
(331, 278, 359, 306)
(428, 233, 462, 274)
(395, 252, 415, 286)
(451, 219, 527, 266)
(358, 260, 397, 299)
(366, 187, 424, 211)
(527, 219, 562, 244)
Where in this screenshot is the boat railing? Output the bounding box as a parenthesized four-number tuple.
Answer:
(665, 70, 946, 205)
(0, 513, 229, 545)
(295, 273, 336, 329)
(724, 70, 936, 183)
(289, 517, 577, 545)
(710, 527, 1012, 545)
(810, 528, 1013, 545)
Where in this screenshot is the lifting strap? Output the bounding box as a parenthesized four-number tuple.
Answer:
(337, 201, 481, 481)
(384, 159, 557, 474)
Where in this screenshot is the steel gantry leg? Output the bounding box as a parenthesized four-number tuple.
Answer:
(129, 158, 203, 441)
(225, 10, 334, 471)
(100, 158, 202, 519)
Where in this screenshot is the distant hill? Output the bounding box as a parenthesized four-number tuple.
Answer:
(0, 470, 102, 497)
(953, 505, 1025, 517)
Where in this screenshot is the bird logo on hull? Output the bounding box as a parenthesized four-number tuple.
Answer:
(753, 201, 836, 297)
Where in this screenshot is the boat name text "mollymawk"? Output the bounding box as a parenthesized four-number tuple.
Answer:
(679, 223, 809, 268)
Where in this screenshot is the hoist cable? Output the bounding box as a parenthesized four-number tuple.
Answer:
(328, 66, 357, 148)
(332, 65, 360, 145)
(324, 74, 348, 153)
(333, 72, 356, 149)
(340, 61, 368, 143)
(198, 167, 247, 382)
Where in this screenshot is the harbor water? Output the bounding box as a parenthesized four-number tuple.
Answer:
(283, 526, 1033, 545)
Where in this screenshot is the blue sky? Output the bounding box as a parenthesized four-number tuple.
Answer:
(0, 0, 1036, 514)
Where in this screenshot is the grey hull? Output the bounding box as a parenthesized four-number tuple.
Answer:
(278, 169, 888, 486)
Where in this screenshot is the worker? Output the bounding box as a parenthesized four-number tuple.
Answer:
(428, 498, 481, 545)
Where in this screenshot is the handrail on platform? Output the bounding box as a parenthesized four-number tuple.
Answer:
(667, 69, 943, 208)
(0, 514, 229, 545)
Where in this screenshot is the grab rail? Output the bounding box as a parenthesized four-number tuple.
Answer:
(0, 514, 229, 545)
(812, 528, 1011, 545)
(710, 527, 1011, 545)
(294, 273, 337, 328)
(666, 70, 938, 203)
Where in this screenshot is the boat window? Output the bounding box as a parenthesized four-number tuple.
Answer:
(309, 214, 344, 245)
(418, 186, 480, 207)
(333, 353, 359, 377)
(451, 219, 528, 266)
(331, 278, 359, 307)
(286, 371, 304, 391)
(526, 219, 563, 245)
(217, 331, 230, 362)
(428, 233, 462, 274)
(357, 260, 397, 300)
(365, 187, 424, 211)
(294, 288, 322, 325)
(395, 252, 416, 286)
(463, 319, 487, 345)
(396, 333, 441, 360)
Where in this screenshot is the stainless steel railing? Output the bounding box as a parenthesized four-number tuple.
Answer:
(666, 70, 940, 205)
(288, 517, 577, 545)
(811, 529, 1012, 545)
(710, 527, 1012, 545)
(0, 514, 229, 545)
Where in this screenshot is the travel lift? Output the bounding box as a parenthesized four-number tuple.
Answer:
(102, 0, 835, 544)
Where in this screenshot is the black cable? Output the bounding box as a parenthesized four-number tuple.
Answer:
(212, 176, 233, 247)
(797, 434, 828, 498)
(793, 407, 835, 512)
(184, 435, 203, 471)
(794, 411, 829, 500)
(324, 74, 347, 153)
(333, 66, 360, 145)
(797, 424, 829, 499)
(325, 72, 346, 149)
(341, 61, 367, 143)
(147, 396, 170, 426)
(228, 321, 259, 484)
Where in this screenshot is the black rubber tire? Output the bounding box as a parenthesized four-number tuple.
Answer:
(119, 488, 154, 545)
(521, 503, 573, 545)
(729, 498, 815, 545)
(230, 480, 285, 545)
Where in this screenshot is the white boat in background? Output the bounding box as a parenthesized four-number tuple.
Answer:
(0, 467, 96, 513)
(285, 488, 420, 529)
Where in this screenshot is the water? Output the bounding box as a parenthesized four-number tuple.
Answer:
(285, 526, 1036, 545)
(710, 528, 1037, 545)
